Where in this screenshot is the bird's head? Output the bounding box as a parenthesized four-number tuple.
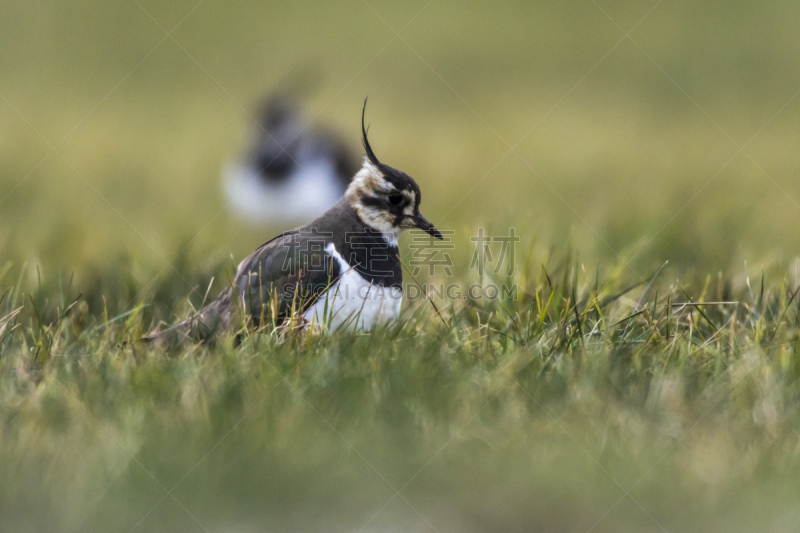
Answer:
(346, 100, 442, 244)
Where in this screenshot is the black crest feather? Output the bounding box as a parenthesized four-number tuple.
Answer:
(361, 98, 380, 166)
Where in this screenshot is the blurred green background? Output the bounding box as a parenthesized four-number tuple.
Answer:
(3, 2, 800, 532)
(2, 0, 800, 284)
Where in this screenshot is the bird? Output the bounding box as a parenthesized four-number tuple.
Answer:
(222, 94, 360, 224)
(148, 100, 442, 343)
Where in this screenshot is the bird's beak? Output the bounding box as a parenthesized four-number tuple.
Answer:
(413, 213, 443, 240)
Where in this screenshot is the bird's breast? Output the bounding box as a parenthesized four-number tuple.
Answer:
(303, 242, 402, 331)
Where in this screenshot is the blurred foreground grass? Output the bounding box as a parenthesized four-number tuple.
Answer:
(3, 1, 800, 531)
(2, 249, 800, 531)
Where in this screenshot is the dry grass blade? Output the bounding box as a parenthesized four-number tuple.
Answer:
(0, 306, 23, 337)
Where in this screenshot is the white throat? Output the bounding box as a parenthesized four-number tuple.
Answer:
(382, 231, 400, 247)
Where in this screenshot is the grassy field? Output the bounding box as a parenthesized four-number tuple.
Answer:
(3, 0, 800, 531)
(3, 255, 800, 532)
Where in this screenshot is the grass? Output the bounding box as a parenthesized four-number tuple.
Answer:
(4, 0, 800, 530)
(2, 249, 800, 531)
(3, 0, 800, 274)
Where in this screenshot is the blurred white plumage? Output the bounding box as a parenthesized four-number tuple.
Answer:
(223, 95, 359, 224)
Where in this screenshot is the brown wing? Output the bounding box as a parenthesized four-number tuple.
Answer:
(231, 230, 341, 325)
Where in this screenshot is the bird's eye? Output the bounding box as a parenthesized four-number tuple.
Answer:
(388, 193, 403, 205)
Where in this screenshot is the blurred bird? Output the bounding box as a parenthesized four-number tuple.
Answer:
(223, 94, 360, 223)
(148, 100, 442, 343)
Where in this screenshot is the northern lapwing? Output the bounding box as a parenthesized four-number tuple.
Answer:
(223, 94, 360, 223)
(149, 100, 442, 343)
